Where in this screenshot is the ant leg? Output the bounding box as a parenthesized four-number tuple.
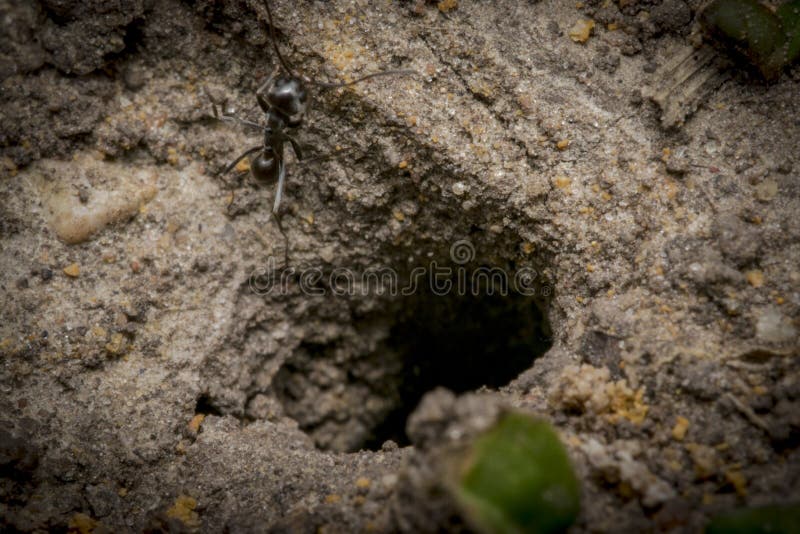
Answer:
(280, 132, 304, 162)
(221, 146, 262, 176)
(256, 67, 281, 114)
(224, 170, 250, 214)
(221, 115, 264, 130)
(205, 86, 264, 130)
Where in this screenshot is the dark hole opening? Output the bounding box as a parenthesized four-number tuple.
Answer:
(274, 288, 551, 452)
(362, 291, 551, 450)
(195, 394, 223, 416)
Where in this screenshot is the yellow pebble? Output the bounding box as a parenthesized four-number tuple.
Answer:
(68, 513, 98, 534)
(554, 175, 571, 189)
(672, 416, 690, 441)
(188, 413, 205, 434)
(745, 270, 764, 288)
(105, 333, 126, 355)
(355, 477, 371, 489)
(63, 263, 80, 277)
(235, 158, 250, 172)
(166, 495, 200, 528)
(569, 19, 595, 43)
(437, 0, 458, 13)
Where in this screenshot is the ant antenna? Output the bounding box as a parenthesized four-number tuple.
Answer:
(262, 0, 296, 77)
(308, 69, 418, 89)
(262, 0, 415, 88)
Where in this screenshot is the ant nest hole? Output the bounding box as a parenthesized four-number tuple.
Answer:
(272, 288, 552, 452)
(261, 236, 554, 452)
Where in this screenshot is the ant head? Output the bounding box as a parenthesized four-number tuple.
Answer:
(251, 151, 279, 184)
(267, 77, 308, 126)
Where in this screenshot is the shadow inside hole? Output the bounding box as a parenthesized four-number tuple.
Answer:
(195, 394, 223, 416)
(273, 289, 552, 453)
(363, 290, 552, 450)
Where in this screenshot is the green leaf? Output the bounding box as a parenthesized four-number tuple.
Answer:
(701, 0, 785, 75)
(705, 503, 800, 534)
(452, 412, 580, 534)
(777, 0, 800, 63)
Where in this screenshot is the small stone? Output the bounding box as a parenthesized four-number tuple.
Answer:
(40, 267, 53, 281)
(569, 19, 595, 43)
(754, 179, 778, 202)
(68, 513, 98, 534)
(167, 147, 179, 166)
(105, 332, 127, 355)
(451, 181, 467, 196)
(553, 175, 571, 190)
(437, 0, 458, 13)
(166, 495, 200, 528)
(355, 477, 371, 489)
(671, 416, 689, 441)
(756, 307, 797, 344)
(665, 155, 689, 175)
(745, 270, 764, 288)
(235, 158, 250, 172)
(556, 139, 570, 150)
(122, 63, 146, 91)
(319, 246, 336, 263)
(63, 263, 80, 277)
(381, 440, 399, 451)
(187, 414, 205, 435)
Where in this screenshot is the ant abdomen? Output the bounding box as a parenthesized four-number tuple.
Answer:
(251, 152, 279, 183)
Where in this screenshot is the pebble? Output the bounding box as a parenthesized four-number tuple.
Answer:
(39, 156, 158, 244)
(756, 307, 797, 344)
(451, 181, 467, 196)
(569, 19, 595, 43)
(745, 270, 764, 288)
(754, 179, 778, 202)
(122, 63, 146, 91)
(63, 263, 80, 277)
(671, 416, 689, 441)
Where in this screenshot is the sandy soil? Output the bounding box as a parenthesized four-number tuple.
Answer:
(1, 0, 798, 531)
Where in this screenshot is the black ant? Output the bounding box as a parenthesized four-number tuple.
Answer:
(209, 0, 414, 261)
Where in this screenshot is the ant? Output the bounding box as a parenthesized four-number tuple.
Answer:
(209, 0, 414, 262)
